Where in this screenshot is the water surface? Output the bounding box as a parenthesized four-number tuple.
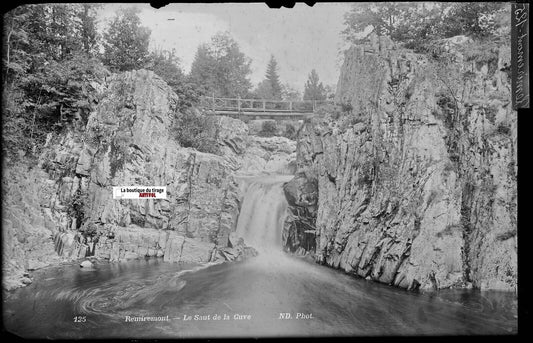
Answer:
(3, 175, 517, 338)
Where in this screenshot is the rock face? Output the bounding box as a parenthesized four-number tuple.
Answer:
(73, 71, 241, 246)
(216, 116, 297, 175)
(282, 172, 318, 254)
(60, 70, 253, 263)
(2, 70, 264, 292)
(288, 34, 517, 291)
(1, 164, 63, 290)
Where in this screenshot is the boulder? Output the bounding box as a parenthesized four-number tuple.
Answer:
(21, 277, 33, 285)
(80, 260, 93, 268)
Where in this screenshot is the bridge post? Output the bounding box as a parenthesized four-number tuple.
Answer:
(289, 101, 293, 112)
(313, 100, 316, 112)
(238, 96, 241, 112)
(212, 93, 215, 112)
(262, 100, 266, 112)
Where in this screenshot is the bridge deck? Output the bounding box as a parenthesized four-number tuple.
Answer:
(200, 96, 332, 120)
(210, 110, 313, 120)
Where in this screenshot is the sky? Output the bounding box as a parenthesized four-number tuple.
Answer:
(97, 3, 353, 93)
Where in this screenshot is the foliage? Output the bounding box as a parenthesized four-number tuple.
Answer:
(23, 4, 87, 61)
(434, 90, 457, 129)
(171, 109, 220, 154)
(303, 69, 327, 101)
(188, 31, 253, 98)
(441, 3, 504, 39)
(2, 4, 108, 160)
(254, 55, 283, 100)
(146, 48, 184, 90)
(102, 7, 151, 72)
(283, 123, 297, 140)
(81, 222, 98, 239)
(78, 4, 101, 57)
(316, 102, 340, 119)
(495, 123, 511, 136)
(254, 80, 275, 100)
(342, 2, 508, 51)
(20, 54, 106, 145)
(343, 2, 415, 43)
(258, 120, 278, 137)
(281, 83, 301, 101)
(174, 76, 205, 109)
(324, 84, 336, 100)
(67, 187, 88, 230)
(188, 45, 216, 95)
(3, 4, 101, 84)
(338, 114, 365, 132)
(461, 40, 500, 76)
(144, 48, 201, 110)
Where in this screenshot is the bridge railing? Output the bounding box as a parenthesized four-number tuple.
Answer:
(200, 96, 333, 114)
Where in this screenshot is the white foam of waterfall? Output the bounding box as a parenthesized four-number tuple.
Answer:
(235, 175, 293, 259)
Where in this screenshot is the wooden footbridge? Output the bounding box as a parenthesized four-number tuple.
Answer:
(200, 96, 333, 120)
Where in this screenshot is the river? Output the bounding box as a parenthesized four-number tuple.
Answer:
(2, 175, 518, 338)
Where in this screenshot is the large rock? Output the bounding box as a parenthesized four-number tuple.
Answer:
(80, 260, 93, 268)
(56, 70, 243, 248)
(94, 225, 218, 264)
(291, 34, 516, 292)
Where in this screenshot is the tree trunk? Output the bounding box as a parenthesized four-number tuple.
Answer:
(4, 15, 15, 85)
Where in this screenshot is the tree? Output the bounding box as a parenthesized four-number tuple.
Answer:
(342, 2, 414, 44)
(145, 47, 202, 110)
(324, 84, 336, 100)
(253, 55, 283, 100)
(188, 32, 252, 97)
(342, 2, 506, 50)
(2, 4, 107, 159)
(102, 7, 151, 72)
(49, 4, 84, 59)
(3, 5, 32, 85)
(17, 4, 87, 62)
(303, 69, 326, 101)
(77, 4, 100, 57)
(281, 83, 301, 101)
(254, 79, 274, 99)
(146, 47, 184, 90)
(283, 123, 297, 140)
(264, 55, 282, 100)
(189, 44, 218, 96)
(171, 109, 220, 154)
(441, 3, 504, 39)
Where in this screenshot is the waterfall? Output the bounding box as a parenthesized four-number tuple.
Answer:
(235, 175, 293, 256)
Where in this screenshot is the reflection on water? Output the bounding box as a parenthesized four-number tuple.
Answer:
(2, 175, 518, 338)
(2, 257, 517, 338)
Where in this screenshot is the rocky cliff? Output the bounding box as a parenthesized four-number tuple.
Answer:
(35, 70, 247, 263)
(2, 164, 63, 290)
(4, 70, 296, 289)
(286, 34, 517, 292)
(215, 116, 297, 175)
